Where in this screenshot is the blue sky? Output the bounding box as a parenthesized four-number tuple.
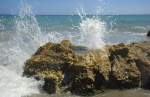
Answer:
(0, 0, 150, 15)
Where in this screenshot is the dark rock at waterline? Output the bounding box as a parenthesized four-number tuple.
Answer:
(23, 40, 150, 95)
(147, 31, 150, 37)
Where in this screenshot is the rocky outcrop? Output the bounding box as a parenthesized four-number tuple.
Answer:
(108, 43, 141, 88)
(147, 31, 150, 37)
(23, 40, 150, 95)
(24, 40, 76, 93)
(108, 42, 150, 89)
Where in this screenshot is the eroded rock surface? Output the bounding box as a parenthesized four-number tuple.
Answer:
(23, 40, 150, 95)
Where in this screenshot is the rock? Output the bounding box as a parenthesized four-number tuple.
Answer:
(62, 49, 110, 95)
(35, 70, 63, 94)
(60, 40, 72, 47)
(23, 40, 150, 95)
(24, 41, 76, 93)
(129, 42, 150, 89)
(69, 65, 95, 95)
(109, 44, 140, 88)
(108, 42, 150, 88)
(24, 40, 110, 94)
(24, 42, 76, 75)
(147, 31, 150, 37)
(108, 43, 141, 88)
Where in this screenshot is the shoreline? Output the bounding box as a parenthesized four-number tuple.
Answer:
(26, 88, 150, 97)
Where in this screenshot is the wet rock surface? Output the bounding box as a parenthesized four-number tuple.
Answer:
(23, 40, 150, 95)
(147, 31, 150, 37)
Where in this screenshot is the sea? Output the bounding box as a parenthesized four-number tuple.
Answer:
(0, 2, 150, 97)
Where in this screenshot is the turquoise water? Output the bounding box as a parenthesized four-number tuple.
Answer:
(0, 15, 150, 44)
(0, 15, 150, 33)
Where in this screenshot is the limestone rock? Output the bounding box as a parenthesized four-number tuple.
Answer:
(108, 43, 141, 88)
(23, 40, 150, 95)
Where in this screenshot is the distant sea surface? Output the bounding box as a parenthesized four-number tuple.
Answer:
(1, 15, 150, 32)
(0, 15, 150, 44)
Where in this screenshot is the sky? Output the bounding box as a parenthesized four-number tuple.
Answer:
(0, 0, 150, 15)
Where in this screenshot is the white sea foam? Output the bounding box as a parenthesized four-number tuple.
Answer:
(78, 18, 106, 49)
(0, 1, 44, 97)
(70, 7, 107, 49)
(0, 66, 41, 97)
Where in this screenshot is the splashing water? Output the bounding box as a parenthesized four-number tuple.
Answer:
(72, 7, 106, 49)
(0, 1, 44, 97)
(0, 66, 41, 97)
(78, 18, 106, 49)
